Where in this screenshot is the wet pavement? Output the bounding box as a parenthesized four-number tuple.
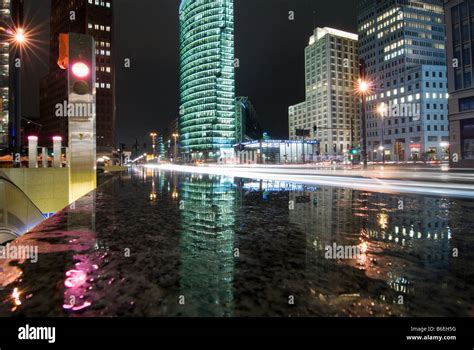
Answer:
(0, 167, 473, 317)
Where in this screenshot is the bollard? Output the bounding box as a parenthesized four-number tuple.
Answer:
(53, 136, 62, 168)
(42, 147, 48, 168)
(28, 136, 38, 168)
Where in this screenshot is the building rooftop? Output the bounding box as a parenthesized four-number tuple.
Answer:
(309, 27, 358, 45)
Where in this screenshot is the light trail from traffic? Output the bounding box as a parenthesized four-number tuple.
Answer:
(146, 164, 474, 199)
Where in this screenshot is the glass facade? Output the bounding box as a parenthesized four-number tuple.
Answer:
(451, 0, 474, 90)
(179, 0, 236, 161)
(0, 0, 11, 149)
(358, 0, 449, 161)
(446, 0, 474, 166)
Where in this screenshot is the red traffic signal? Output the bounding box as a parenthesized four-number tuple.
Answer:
(71, 62, 90, 78)
(71, 61, 91, 95)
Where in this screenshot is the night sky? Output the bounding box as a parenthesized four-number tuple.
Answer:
(23, 0, 358, 148)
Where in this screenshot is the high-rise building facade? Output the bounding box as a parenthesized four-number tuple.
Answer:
(445, 0, 474, 168)
(289, 27, 360, 157)
(40, 0, 115, 155)
(0, 0, 22, 154)
(235, 97, 264, 143)
(358, 0, 450, 162)
(0, 0, 13, 152)
(179, 0, 236, 162)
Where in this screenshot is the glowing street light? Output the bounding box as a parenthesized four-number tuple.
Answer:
(377, 103, 388, 117)
(356, 79, 371, 95)
(14, 28, 26, 44)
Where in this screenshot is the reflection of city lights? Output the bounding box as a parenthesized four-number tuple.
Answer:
(149, 192, 157, 201)
(377, 212, 389, 230)
(12, 288, 21, 306)
(65, 269, 87, 288)
(359, 241, 368, 254)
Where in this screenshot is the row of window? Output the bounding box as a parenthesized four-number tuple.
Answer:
(88, 23, 111, 32)
(88, 0, 111, 8)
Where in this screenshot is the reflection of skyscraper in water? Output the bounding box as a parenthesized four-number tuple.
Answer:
(365, 194, 451, 265)
(289, 187, 360, 254)
(363, 193, 451, 300)
(179, 174, 236, 316)
(288, 187, 364, 304)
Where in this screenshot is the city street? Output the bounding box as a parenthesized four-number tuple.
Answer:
(0, 0, 473, 342)
(0, 167, 472, 317)
(152, 164, 474, 198)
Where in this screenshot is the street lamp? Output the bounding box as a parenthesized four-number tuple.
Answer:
(356, 60, 372, 169)
(150, 132, 157, 159)
(377, 103, 387, 164)
(10, 26, 30, 164)
(172, 133, 179, 162)
(14, 28, 26, 44)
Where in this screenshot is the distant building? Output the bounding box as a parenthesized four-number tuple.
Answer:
(179, 0, 236, 162)
(444, 0, 474, 168)
(40, 0, 115, 156)
(358, 0, 449, 162)
(236, 140, 318, 164)
(163, 116, 179, 161)
(289, 27, 360, 156)
(235, 97, 264, 143)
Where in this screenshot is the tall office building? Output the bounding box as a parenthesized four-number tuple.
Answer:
(0, 0, 22, 154)
(179, 0, 236, 162)
(358, 0, 449, 162)
(445, 0, 474, 168)
(235, 96, 264, 143)
(289, 27, 360, 156)
(40, 0, 115, 156)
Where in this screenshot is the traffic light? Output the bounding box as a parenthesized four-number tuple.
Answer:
(313, 125, 318, 133)
(65, 33, 97, 201)
(71, 62, 91, 95)
(350, 148, 359, 155)
(68, 33, 94, 106)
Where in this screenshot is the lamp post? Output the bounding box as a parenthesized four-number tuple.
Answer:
(172, 133, 179, 162)
(377, 103, 387, 164)
(8, 26, 28, 165)
(357, 60, 371, 169)
(150, 132, 157, 159)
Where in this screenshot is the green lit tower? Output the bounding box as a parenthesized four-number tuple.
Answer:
(179, 0, 236, 162)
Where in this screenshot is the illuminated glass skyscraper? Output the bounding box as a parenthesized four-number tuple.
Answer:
(179, 0, 236, 162)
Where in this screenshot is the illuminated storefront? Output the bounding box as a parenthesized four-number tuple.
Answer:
(179, 0, 236, 162)
(235, 140, 319, 164)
